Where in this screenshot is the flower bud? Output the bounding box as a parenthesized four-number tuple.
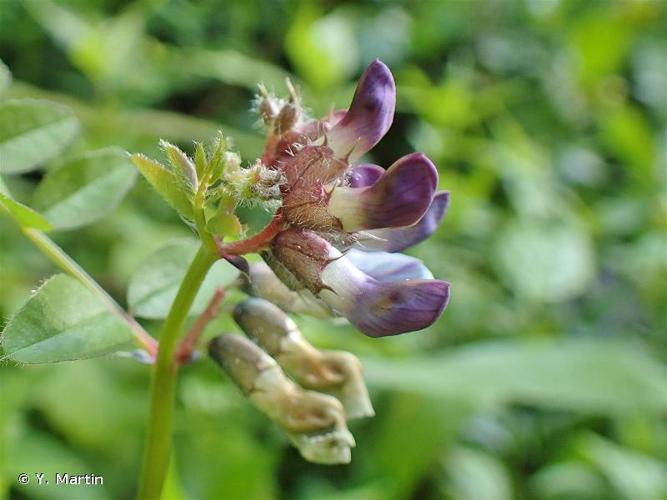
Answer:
(208, 334, 355, 464)
(256, 83, 279, 125)
(275, 102, 299, 135)
(259, 98, 278, 125)
(233, 298, 374, 419)
(223, 151, 242, 172)
(250, 164, 285, 201)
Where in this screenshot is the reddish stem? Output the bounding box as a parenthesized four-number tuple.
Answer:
(175, 288, 226, 364)
(218, 212, 285, 256)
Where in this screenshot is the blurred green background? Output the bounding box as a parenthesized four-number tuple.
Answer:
(1, 0, 666, 499)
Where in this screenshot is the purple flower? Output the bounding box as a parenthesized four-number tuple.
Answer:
(255, 59, 450, 337)
(267, 229, 449, 337)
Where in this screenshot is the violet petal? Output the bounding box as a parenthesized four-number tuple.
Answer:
(357, 191, 450, 252)
(345, 279, 450, 337)
(346, 164, 385, 188)
(328, 152, 438, 230)
(327, 59, 395, 162)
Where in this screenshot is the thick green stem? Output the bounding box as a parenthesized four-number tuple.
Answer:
(137, 245, 217, 499)
(21, 228, 157, 354)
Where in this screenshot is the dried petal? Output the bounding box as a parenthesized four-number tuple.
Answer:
(234, 298, 374, 418)
(208, 334, 355, 464)
(208, 335, 275, 394)
(245, 262, 333, 318)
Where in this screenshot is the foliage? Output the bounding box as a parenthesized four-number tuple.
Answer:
(1, 0, 665, 499)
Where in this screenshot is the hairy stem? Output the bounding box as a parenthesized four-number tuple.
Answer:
(137, 244, 217, 499)
(21, 228, 157, 356)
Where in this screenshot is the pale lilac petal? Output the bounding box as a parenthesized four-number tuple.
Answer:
(357, 191, 450, 252)
(345, 248, 433, 281)
(346, 164, 384, 188)
(327, 59, 395, 162)
(328, 153, 438, 231)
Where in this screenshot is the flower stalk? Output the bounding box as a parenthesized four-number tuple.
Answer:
(217, 212, 285, 256)
(175, 287, 225, 364)
(137, 244, 217, 499)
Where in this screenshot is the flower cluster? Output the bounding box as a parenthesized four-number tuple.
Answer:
(250, 59, 451, 337)
(194, 60, 451, 465)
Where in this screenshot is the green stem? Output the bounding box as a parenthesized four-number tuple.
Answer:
(137, 244, 217, 499)
(21, 228, 157, 355)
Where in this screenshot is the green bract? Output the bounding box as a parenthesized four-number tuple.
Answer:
(130, 153, 195, 220)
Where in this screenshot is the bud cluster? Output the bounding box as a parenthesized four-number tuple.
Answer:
(254, 79, 304, 136)
(208, 297, 373, 464)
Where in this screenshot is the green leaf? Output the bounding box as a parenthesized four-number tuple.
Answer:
(285, 4, 359, 90)
(32, 147, 137, 230)
(180, 48, 293, 93)
(175, 411, 277, 500)
(0, 58, 11, 94)
(0, 192, 52, 231)
(1, 274, 135, 363)
(364, 338, 666, 416)
(130, 153, 194, 219)
(492, 219, 596, 302)
(0, 99, 79, 174)
(530, 461, 607, 500)
(127, 239, 238, 319)
(445, 446, 513, 500)
(367, 392, 473, 499)
(575, 433, 667, 499)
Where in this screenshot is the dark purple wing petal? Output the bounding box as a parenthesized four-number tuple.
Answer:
(357, 191, 450, 252)
(328, 153, 438, 230)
